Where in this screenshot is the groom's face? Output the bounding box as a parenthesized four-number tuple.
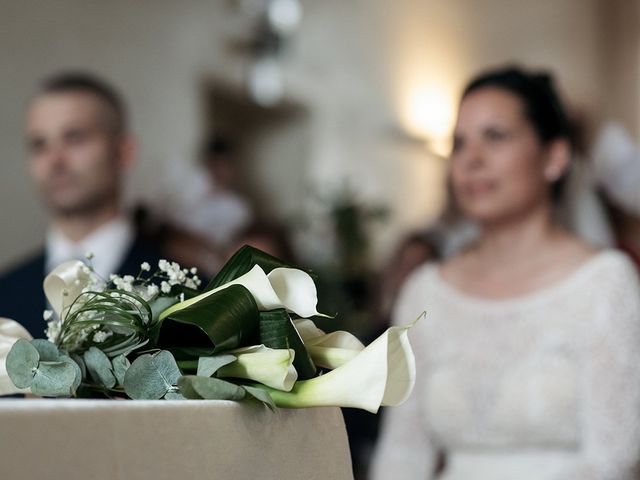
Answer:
(26, 91, 126, 217)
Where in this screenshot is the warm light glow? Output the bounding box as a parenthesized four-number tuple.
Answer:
(401, 82, 456, 157)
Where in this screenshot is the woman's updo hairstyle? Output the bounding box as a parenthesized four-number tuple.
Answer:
(463, 66, 573, 145)
(462, 66, 574, 199)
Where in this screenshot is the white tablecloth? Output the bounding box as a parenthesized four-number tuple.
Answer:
(0, 399, 353, 480)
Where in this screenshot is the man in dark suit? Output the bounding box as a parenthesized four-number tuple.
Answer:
(0, 73, 163, 337)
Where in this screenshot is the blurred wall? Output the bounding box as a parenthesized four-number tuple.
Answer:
(0, 0, 635, 270)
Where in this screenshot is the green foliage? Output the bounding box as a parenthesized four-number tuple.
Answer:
(177, 376, 246, 400)
(197, 354, 237, 377)
(259, 309, 316, 380)
(6, 339, 39, 388)
(84, 347, 116, 389)
(123, 351, 181, 400)
(112, 354, 131, 386)
(156, 285, 259, 356)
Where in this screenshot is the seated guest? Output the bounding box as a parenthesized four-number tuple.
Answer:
(0, 72, 163, 337)
(372, 66, 640, 479)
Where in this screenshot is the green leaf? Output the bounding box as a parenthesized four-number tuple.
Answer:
(197, 354, 237, 377)
(156, 285, 259, 357)
(6, 339, 39, 389)
(260, 309, 316, 380)
(177, 375, 246, 400)
(206, 245, 312, 290)
(31, 361, 76, 397)
(124, 351, 181, 400)
(59, 355, 82, 392)
(163, 390, 186, 400)
(243, 385, 276, 411)
(112, 355, 131, 386)
(30, 339, 61, 361)
(84, 347, 116, 389)
(71, 353, 87, 379)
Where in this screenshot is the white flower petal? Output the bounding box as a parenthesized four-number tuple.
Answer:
(292, 319, 325, 342)
(43, 260, 91, 318)
(267, 268, 321, 318)
(218, 344, 298, 391)
(264, 324, 416, 413)
(0, 318, 33, 396)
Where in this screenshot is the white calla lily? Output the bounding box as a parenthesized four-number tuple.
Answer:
(43, 260, 90, 319)
(217, 345, 298, 391)
(0, 318, 33, 396)
(160, 265, 322, 319)
(262, 323, 416, 413)
(293, 319, 364, 369)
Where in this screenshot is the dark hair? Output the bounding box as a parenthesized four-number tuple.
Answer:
(463, 66, 573, 147)
(200, 135, 235, 165)
(39, 72, 127, 136)
(463, 66, 573, 199)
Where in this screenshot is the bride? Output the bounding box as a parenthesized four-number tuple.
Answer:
(371, 66, 640, 479)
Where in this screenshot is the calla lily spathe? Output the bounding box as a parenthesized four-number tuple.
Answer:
(262, 323, 416, 413)
(217, 345, 298, 391)
(160, 265, 323, 320)
(43, 260, 90, 319)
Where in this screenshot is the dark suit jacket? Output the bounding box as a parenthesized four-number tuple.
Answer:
(0, 234, 165, 338)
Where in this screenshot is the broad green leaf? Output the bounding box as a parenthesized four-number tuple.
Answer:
(71, 353, 87, 379)
(59, 354, 82, 392)
(30, 339, 60, 361)
(207, 245, 302, 290)
(84, 347, 116, 389)
(243, 385, 276, 411)
(197, 354, 237, 377)
(31, 361, 76, 397)
(177, 375, 245, 400)
(259, 309, 316, 380)
(124, 351, 181, 400)
(156, 285, 259, 356)
(6, 338, 39, 388)
(112, 355, 131, 386)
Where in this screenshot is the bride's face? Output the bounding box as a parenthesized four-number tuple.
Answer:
(450, 87, 558, 225)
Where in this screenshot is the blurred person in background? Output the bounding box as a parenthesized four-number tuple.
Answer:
(0, 72, 163, 337)
(372, 66, 640, 479)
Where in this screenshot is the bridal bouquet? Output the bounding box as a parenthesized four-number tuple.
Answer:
(0, 246, 416, 413)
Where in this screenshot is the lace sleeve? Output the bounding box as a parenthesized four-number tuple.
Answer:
(556, 255, 640, 480)
(370, 269, 438, 480)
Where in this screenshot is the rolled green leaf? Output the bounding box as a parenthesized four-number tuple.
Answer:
(259, 309, 316, 380)
(156, 285, 259, 357)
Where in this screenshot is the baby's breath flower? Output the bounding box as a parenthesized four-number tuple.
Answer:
(190, 267, 198, 275)
(140, 262, 151, 272)
(147, 284, 160, 297)
(158, 259, 170, 272)
(43, 309, 53, 321)
(93, 330, 113, 343)
(161, 281, 171, 294)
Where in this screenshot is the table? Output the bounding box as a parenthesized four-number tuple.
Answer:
(0, 399, 353, 480)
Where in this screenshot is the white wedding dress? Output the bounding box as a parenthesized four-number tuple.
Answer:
(371, 250, 640, 480)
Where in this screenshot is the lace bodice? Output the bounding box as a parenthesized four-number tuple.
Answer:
(371, 250, 640, 480)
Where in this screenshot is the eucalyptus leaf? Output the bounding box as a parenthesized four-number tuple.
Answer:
(30, 339, 60, 361)
(6, 338, 39, 389)
(112, 355, 131, 386)
(164, 390, 186, 400)
(59, 355, 82, 392)
(260, 309, 316, 380)
(157, 285, 259, 356)
(243, 385, 276, 411)
(197, 354, 237, 378)
(71, 353, 87, 379)
(31, 361, 76, 397)
(124, 350, 181, 400)
(84, 347, 116, 389)
(177, 375, 246, 401)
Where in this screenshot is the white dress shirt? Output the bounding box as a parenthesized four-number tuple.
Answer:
(45, 216, 135, 279)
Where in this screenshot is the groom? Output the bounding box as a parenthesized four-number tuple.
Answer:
(0, 72, 163, 337)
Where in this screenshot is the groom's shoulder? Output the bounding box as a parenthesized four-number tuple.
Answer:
(0, 249, 46, 288)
